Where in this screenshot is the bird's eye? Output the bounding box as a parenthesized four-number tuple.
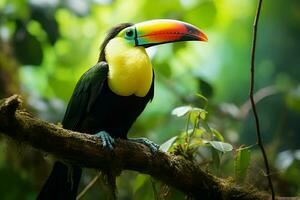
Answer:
(125, 28, 134, 38)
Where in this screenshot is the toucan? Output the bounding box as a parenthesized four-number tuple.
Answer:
(37, 19, 207, 200)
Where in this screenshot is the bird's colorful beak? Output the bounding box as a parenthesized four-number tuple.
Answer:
(135, 19, 208, 48)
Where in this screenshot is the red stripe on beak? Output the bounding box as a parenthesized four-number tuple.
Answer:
(135, 19, 208, 47)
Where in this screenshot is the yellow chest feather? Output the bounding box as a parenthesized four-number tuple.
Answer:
(105, 38, 153, 97)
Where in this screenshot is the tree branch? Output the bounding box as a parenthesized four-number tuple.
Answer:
(0, 95, 265, 200)
(249, 0, 275, 199)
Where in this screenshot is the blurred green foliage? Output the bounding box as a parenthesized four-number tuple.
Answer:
(1, 0, 300, 199)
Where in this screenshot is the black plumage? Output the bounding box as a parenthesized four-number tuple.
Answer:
(38, 24, 154, 200)
(38, 19, 207, 199)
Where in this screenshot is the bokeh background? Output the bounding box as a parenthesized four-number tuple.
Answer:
(0, 0, 300, 199)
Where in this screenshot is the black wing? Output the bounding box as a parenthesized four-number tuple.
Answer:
(62, 61, 109, 130)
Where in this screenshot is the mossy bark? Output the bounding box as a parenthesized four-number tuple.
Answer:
(0, 95, 268, 200)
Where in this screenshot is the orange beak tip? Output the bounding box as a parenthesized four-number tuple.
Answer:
(200, 33, 208, 42)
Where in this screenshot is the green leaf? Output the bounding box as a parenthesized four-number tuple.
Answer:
(195, 93, 208, 102)
(208, 141, 233, 153)
(133, 174, 154, 200)
(171, 105, 207, 122)
(190, 138, 205, 148)
(199, 111, 207, 120)
(193, 128, 205, 137)
(190, 107, 207, 121)
(191, 107, 207, 114)
(211, 128, 224, 142)
(133, 174, 148, 194)
(235, 147, 251, 183)
(171, 106, 192, 117)
(160, 136, 177, 152)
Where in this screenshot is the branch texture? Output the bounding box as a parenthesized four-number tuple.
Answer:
(0, 95, 265, 200)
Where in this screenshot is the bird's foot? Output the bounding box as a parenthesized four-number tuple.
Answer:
(128, 137, 159, 153)
(95, 131, 115, 150)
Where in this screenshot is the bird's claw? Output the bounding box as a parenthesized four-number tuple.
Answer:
(95, 131, 115, 150)
(128, 137, 159, 153)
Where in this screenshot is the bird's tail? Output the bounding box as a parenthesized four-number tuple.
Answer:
(37, 161, 82, 200)
(104, 170, 117, 200)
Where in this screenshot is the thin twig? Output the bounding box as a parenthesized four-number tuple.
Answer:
(77, 174, 100, 200)
(249, 0, 275, 199)
(239, 85, 279, 119)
